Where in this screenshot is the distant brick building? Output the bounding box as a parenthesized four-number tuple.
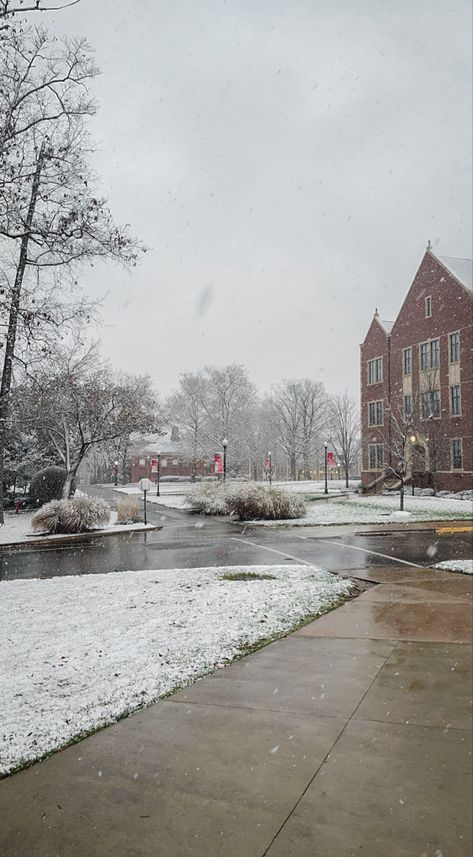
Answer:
(129, 427, 213, 483)
(360, 246, 472, 492)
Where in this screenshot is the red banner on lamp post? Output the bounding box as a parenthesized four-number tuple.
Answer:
(214, 453, 223, 474)
(150, 458, 158, 473)
(327, 452, 336, 467)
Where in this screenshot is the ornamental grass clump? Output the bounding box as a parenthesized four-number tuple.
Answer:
(116, 497, 142, 524)
(32, 496, 111, 534)
(229, 484, 306, 521)
(185, 482, 230, 515)
(186, 481, 306, 521)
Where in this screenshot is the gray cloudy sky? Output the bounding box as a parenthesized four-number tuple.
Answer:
(50, 0, 472, 397)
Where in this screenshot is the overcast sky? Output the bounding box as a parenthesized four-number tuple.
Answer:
(49, 0, 472, 398)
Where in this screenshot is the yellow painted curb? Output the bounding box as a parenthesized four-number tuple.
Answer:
(436, 525, 473, 534)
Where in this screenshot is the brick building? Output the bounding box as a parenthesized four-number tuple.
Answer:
(129, 427, 213, 483)
(360, 246, 472, 492)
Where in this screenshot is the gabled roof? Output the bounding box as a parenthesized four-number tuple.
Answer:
(436, 255, 472, 291)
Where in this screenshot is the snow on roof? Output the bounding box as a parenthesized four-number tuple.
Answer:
(379, 319, 394, 333)
(438, 255, 473, 291)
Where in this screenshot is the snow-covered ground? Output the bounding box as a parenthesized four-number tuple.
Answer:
(0, 564, 351, 775)
(114, 480, 353, 511)
(115, 483, 472, 524)
(250, 494, 473, 527)
(0, 510, 155, 546)
(434, 560, 473, 575)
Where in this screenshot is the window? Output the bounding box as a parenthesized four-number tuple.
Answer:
(368, 400, 384, 426)
(421, 389, 440, 419)
(449, 332, 460, 363)
(419, 338, 439, 370)
(404, 394, 412, 419)
(367, 357, 383, 385)
(368, 444, 384, 469)
(450, 385, 461, 416)
(403, 347, 412, 375)
(452, 439, 463, 470)
(425, 295, 432, 317)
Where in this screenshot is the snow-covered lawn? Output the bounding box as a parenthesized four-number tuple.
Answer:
(0, 564, 351, 776)
(0, 511, 155, 546)
(114, 480, 352, 512)
(250, 494, 473, 527)
(433, 560, 473, 575)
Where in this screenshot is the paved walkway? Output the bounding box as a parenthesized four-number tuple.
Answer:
(1, 565, 472, 857)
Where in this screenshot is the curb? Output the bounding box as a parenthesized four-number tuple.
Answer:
(0, 525, 162, 551)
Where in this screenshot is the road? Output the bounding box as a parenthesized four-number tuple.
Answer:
(0, 486, 471, 580)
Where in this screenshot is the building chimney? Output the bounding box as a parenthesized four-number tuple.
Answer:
(171, 425, 180, 443)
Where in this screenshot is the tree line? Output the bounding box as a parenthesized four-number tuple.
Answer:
(166, 366, 359, 484)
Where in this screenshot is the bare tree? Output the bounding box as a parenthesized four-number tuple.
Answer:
(200, 364, 257, 471)
(329, 391, 360, 487)
(167, 372, 210, 481)
(0, 1, 80, 29)
(266, 379, 326, 480)
(0, 27, 144, 520)
(18, 342, 160, 498)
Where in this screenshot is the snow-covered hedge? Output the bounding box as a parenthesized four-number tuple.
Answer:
(186, 482, 306, 521)
(32, 496, 110, 534)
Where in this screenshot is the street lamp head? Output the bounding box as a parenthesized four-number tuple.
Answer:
(114, 460, 118, 466)
(268, 450, 272, 457)
(222, 438, 228, 448)
(157, 451, 161, 457)
(410, 435, 417, 444)
(324, 441, 328, 449)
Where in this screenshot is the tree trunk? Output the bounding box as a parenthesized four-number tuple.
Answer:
(62, 468, 78, 499)
(290, 454, 297, 481)
(345, 467, 349, 488)
(0, 144, 45, 524)
(400, 477, 404, 511)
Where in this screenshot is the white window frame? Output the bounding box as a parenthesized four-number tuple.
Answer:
(450, 385, 461, 416)
(367, 357, 383, 385)
(404, 394, 413, 419)
(368, 443, 384, 470)
(419, 338, 440, 371)
(451, 438, 463, 470)
(368, 400, 384, 426)
(421, 389, 441, 420)
(425, 295, 432, 317)
(402, 347, 412, 375)
(449, 331, 460, 363)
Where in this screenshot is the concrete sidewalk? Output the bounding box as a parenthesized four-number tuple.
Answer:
(0, 566, 472, 857)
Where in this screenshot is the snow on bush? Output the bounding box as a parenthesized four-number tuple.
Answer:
(186, 482, 230, 515)
(230, 484, 306, 521)
(186, 482, 306, 520)
(32, 496, 110, 534)
(29, 466, 69, 506)
(116, 496, 142, 524)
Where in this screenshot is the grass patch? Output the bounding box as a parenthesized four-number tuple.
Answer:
(222, 571, 277, 581)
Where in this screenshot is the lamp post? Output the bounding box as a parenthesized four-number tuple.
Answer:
(324, 442, 328, 494)
(156, 452, 161, 496)
(222, 438, 228, 483)
(114, 460, 118, 486)
(268, 451, 272, 487)
(410, 435, 417, 495)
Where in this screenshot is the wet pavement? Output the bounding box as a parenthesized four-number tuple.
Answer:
(0, 496, 472, 580)
(1, 564, 471, 857)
